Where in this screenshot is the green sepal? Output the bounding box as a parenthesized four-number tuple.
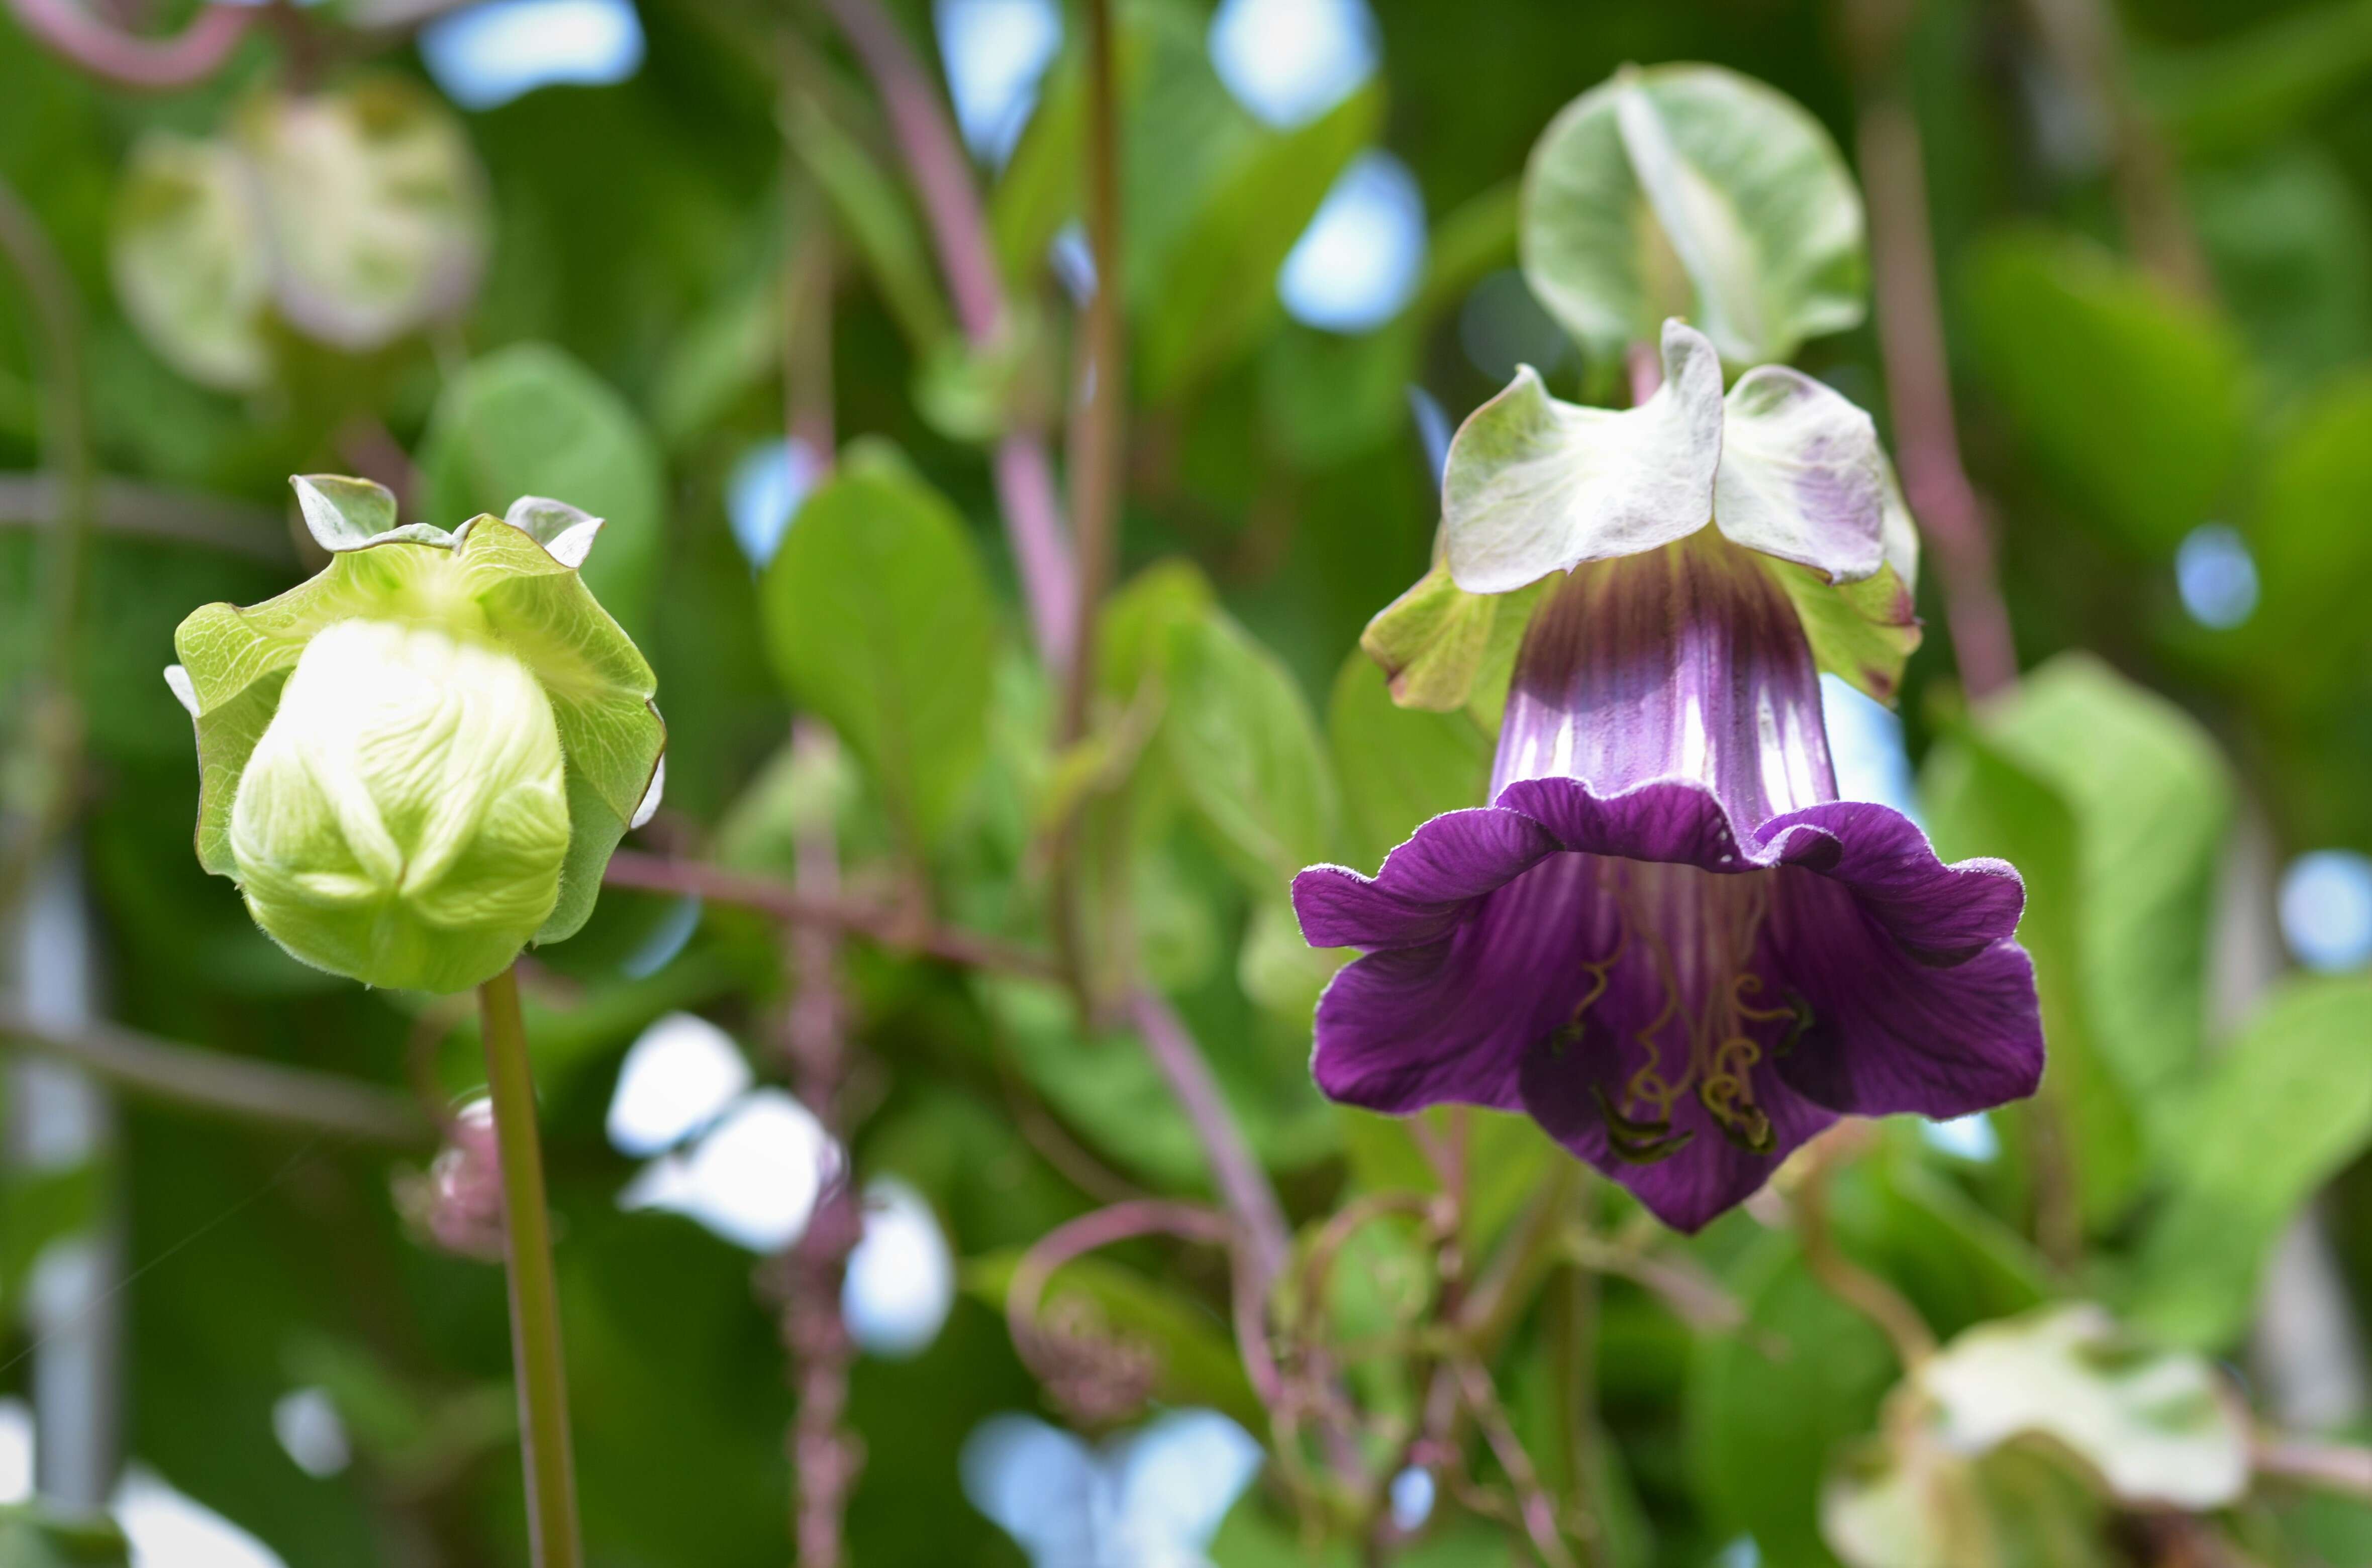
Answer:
(1357, 560, 1550, 719)
(172, 478, 662, 945)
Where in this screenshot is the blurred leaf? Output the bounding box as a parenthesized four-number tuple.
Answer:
(0, 1507, 131, 1566)
(1915, 1302, 2248, 1509)
(1979, 655, 2231, 1115)
(2246, 372, 2372, 693)
(1960, 231, 2250, 555)
(1688, 1234, 1896, 1568)
(1921, 722, 2144, 1227)
(1835, 1137, 2049, 1340)
(2190, 143, 2372, 389)
(963, 1249, 1262, 1429)
(0, 1160, 103, 1320)
(991, 42, 1085, 288)
(1237, 894, 1344, 1021)
(2138, 0, 2372, 158)
(785, 94, 952, 351)
(1523, 63, 1866, 366)
(1822, 1439, 2111, 1568)
(758, 443, 997, 845)
(2126, 972, 2372, 1347)
(110, 133, 270, 393)
(974, 975, 1332, 1189)
(650, 237, 784, 448)
(236, 76, 489, 352)
(419, 342, 668, 636)
(1326, 648, 1492, 872)
(1258, 321, 1419, 471)
(1162, 610, 1337, 892)
(1135, 83, 1382, 400)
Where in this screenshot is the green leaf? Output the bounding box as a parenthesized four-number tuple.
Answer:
(974, 975, 1333, 1190)
(1357, 560, 1548, 719)
(1688, 1234, 1897, 1568)
(2248, 372, 2372, 678)
(234, 75, 489, 352)
(110, 132, 270, 393)
(1135, 83, 1383, 400)
(1822, 1440, 2112, 1568)
(1979, 654, 2232, 1114)
(991, 44, 1086, 287)
(1920, 721, 2144, 1228)
(1326, 648, 1492, 871)
(1960, 230, 2250, 555)
(419, 342, 668, 637)
(1161, 610, 1337, 891)
(2126, 972, 2372, 1347)
(759, 445, 997, 846)
(1523, 63, 1866, 366)
(0, 1506, 132, 1567)
(1915, 1303, 2249, 1509)
(1766, 557, 1921, 705)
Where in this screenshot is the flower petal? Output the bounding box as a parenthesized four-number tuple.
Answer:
(1311, 850, 1612, 1116)
(1441, 319, 1725, 595)
(1714, 365, 1886, 584)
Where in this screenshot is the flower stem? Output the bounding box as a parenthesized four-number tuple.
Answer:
(476, 965, 582, 1568)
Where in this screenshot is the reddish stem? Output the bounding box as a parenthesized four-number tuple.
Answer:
(1127, 991, 1291, 1292)
(6, 0, 249, 89)
(601, 850, 1059, 979)
(819, 0, 1078, 673)
(1856, 99, 2021, 700)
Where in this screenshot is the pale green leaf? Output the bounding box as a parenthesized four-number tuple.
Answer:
(1980, 654, 2232, 1113)
(758, 445, 997, 846)
(1523, 63, 1866, 365)
(1161, 611, 1337, 891)
(2126, 972, 2372, 1347)
(420, 342, 668, 637)
(1917, 1303, 2249, 1509)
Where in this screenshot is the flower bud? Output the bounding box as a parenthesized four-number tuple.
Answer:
(231, 617, 570, 992)
(170, 476, 666, 995)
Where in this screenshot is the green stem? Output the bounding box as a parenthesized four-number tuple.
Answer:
(477, 966, 582, 1568)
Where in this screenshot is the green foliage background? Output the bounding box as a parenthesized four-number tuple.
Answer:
(1, 0, 2370, 1563)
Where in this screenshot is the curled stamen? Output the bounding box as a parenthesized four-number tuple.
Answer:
(1590, 1085, 1695, 1165)
(1697, 1034, 1775, 1155)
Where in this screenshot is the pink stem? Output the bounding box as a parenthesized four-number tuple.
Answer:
(995, 434, 1078, 672)
(1127, 991, 1291, 1292)
(1857, 100, 2021, 700)
(819, 0, 1079, 673)
(6, 0, 249, 89)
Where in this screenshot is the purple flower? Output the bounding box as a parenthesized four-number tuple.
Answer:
(1294, 324, 2043, 1231)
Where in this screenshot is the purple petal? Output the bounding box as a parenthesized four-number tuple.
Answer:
(1311, 851, 1614, 1115)
(1292, 807, 1559, 950)
(1757, 801, 2025, 964)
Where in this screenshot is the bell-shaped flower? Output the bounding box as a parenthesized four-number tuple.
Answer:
(167, 475, 665, 993)
(1293, 322, 2042, 1230)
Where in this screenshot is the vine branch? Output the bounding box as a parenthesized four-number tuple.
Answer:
(5, 0, 251, 90)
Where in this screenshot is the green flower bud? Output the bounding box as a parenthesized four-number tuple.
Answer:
(170, 476, 665, 993)
(232, 618, 570, 991)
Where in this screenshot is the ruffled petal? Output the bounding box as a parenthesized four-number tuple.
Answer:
(1310, 852, 1614, 1115)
